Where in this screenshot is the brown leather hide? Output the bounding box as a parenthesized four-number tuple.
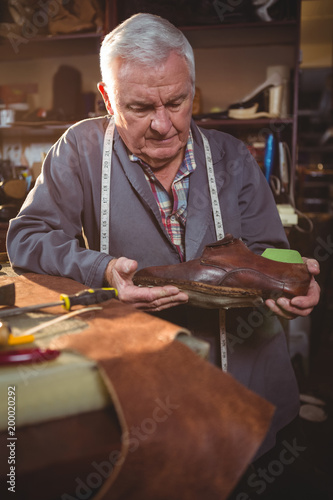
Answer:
(0, 273, 274, 500)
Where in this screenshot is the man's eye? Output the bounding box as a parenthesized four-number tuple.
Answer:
(168, 102, 181, 109)
(128, 105, 149, 113)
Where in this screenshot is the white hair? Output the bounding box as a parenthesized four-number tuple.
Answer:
(100, 13, 195, 91)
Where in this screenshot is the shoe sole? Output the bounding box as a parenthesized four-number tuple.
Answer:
(133, 277, 264, 309)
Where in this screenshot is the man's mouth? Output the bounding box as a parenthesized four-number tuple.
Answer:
(148, 135, 176, 144)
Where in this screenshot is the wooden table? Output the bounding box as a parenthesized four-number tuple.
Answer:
(0, 266, 207, 500)
(0, 267, 274, 500)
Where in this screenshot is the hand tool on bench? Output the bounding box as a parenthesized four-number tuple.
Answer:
(0, 305, 103, 346)
(0, 288, 117, 319)
(0, 347, 61, 365)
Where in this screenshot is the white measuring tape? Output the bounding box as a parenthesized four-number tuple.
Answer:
(100, 122, 228, 371)
(199, 130, 227, 372)
(100, 117, 115, 253)
(199, 130, 225, 240)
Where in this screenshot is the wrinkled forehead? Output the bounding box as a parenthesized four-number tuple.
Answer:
(108, 52, 192, 88)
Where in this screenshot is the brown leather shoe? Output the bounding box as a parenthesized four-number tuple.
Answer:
(133, 234, 312, 309)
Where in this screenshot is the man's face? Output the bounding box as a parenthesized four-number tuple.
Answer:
(99, 52, 194, 169)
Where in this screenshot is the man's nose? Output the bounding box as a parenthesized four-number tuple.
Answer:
(151, 107, 172, 135)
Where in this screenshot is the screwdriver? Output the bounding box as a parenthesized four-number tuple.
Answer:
(0, 288, 118, 319)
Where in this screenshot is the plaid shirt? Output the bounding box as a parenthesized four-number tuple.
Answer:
(129, 132, 196, 261)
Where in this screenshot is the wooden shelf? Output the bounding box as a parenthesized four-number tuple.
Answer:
(0, 117, 295, 138)
(299, 146, 333, 153)
(195, 117, 294, 128)
(0, 123, 73, 138)
(0, 0, 301, 202)
(180, 20, 298, 31)
(0, 32, 102, 61)
(182, 21, 298, 49)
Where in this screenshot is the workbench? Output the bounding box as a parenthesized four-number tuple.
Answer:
(0, 264, 274, 500)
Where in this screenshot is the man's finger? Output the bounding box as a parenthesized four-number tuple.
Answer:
(119, 284, 188, 304)
(265, 299, 297, 319)
(134, 295, 189, 311)
(266, 296, 315, 319)
(303, 257, 320, 276)
(128, 291, 189, 310)
(114, 257, 138, 278)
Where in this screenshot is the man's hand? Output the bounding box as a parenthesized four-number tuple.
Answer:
(104, 257, 189, 311)
(265, 258, 321, 319)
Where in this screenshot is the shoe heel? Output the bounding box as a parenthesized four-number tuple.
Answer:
(269, 84, 283, 117)
(227, 71, 283, 120)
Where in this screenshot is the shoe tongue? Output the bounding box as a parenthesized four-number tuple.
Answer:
(261, 248, 304, 264)
(206, 234, 235, 248)
(202, 234, 236, 260)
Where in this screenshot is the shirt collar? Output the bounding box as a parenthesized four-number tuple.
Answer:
(128, 130, 196, 179)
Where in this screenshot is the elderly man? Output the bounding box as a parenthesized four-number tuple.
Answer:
(7, 12, 319, 467)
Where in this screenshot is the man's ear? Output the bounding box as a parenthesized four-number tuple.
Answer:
(97, 82, 114, 114)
